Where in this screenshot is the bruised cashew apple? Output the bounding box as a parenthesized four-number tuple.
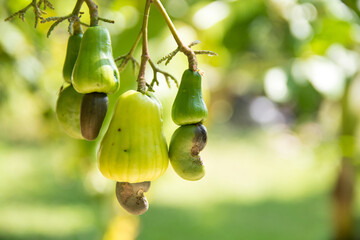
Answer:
(98, 90, 169, 182)
(169, 124, 207, 181)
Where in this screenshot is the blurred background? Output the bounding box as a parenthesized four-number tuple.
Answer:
(1, 0, 360, 239)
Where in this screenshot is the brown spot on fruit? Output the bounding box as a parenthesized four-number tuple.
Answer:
(191, 124, 207, 156)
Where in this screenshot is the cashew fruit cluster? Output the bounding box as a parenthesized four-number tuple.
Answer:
(55, 25, 209, 215)
(56, 25, 119, 141)
(169, 69, 208, 181)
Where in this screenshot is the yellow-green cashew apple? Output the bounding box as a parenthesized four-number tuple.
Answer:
(98, 90, 169, 182)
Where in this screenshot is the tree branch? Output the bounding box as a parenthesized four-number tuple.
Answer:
(148, 59, 178, 90)
(157, 40, 217, 65)
(41, 0, 86, 37)
(153, 0, 197, 71)
(115, 30, 142, 73)
(4, 0, 51, 28)
(137, 0, 152, 93)
(84, 0, 99, 26)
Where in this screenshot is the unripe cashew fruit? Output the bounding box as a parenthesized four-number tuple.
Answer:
(72, 26, 119, 94)
(63, 33, 82, 83)
(169, 123, 207, 181)
(56, 85, 83, 139)
(171, 69, 208, 125)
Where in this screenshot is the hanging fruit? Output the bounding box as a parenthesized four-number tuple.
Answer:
(62, 24, 83, 84)
(56, 85, 84, 139)
(171, 69, 208, 125)
(72, 26, 120, 94)
(115, 181, 150, 215)
(169, 68, 209, 181)
(71, 25, 119, 140)
(97, 90, 169, 183)
(5, 0, 216, 216)
(169, 124, 207, 181)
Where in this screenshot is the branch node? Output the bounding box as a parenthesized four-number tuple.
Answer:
(157, 40, 217, 66)
(149, 59, 178, 89)
(4, 0, 51, 28)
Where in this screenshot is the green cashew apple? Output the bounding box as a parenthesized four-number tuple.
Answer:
(63, 32, 82, 83)
(72, 26, 119, 94)
(98, 90, 169, 183)
(171, 69, 208, 125)
(80, 92, 108, 141)
(56, 85, 84, 139)
(169, 123, 207, 181)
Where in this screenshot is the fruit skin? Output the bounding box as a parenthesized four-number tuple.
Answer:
(171, 69, 208, 125)
(80, 92, 108, 141)
(63, 33, 82, 83)
(169, 124, 207, 181)
(98, 90, 169, 182)
(56, 85, 84, 139)
(72, 26, 119, 94)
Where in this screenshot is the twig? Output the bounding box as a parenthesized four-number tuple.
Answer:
(37, 0, 54, 10)
(149, 59, 178, 90)
(193, 50, 218, 56)
(4, 0, 49, 28)
(116, 55, 140, 74)
(98, 17, 115, 24)
(115, 31, 142, 73)
(157, 40, 217, 65)
(41, 0, 86, 37)
(84, 0, 99, 26)
(153, 0, 197, 71)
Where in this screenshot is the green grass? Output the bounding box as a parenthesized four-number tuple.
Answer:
(139, 195, 331, 240)
(0, 129, 355, 240)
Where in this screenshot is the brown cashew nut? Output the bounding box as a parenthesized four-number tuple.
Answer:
(115, 181, 151, 215)
(80, 92, 108, 140)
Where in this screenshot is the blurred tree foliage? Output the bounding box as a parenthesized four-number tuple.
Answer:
(2, 0, 360, 135)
